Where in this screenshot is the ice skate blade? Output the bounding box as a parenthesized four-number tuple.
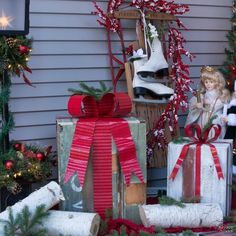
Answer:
(137, 68, 169, 78)
(133, 87, 173, 99)
(133, 96, 169, 104)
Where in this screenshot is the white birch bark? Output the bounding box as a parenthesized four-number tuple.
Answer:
(38, 210, 100, 236)
(0, 181, 64, 221)
(139, 203, 223, 228)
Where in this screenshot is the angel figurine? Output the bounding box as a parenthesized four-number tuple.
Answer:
(185, 66, 227, 138)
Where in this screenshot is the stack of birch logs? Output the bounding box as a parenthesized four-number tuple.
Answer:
(0, 181, 100, 236)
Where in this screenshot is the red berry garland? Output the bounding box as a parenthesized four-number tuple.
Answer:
(93, 0, 195, 152)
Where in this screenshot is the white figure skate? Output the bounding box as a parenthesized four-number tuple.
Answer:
(133, 59, 174, 99)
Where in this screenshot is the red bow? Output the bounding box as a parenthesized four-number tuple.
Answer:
(64, 92, 144, 217)
(169, 124, 224, 199)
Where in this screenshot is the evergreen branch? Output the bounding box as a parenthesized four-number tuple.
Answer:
(1, 208, 20, 236)
(159, 196, 185, 208)
(68, 81, 112, 101)
(172, 136, 189, 144)
(1, 205, 48, 236)
(182, 230, 196, 236)
(201, 114, 217, 135)
(28, 205, 49, 229)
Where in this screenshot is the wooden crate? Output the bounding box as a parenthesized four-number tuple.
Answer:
(57, 117, 146, 223)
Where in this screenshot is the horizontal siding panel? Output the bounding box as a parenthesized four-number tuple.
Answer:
(31, 41, 228, 55)
(10, 97, 69, 112)
(186, 54, 226, 66)
(11, 81, 116, 98)
(12, 68, 113, 84)
(32, 41, 125, 55)
(29, 28, 136, 41)
(11, 125, 56, 140)
(31, 0, 96, 14)
(175, 0, 232, 7)
(181, 30, 228, 42)
(184, 5, 232, 18)
(31, 1, 232, 19)
(14, 110, 68, 127)
(184, 42, 228, 54)
(28, 55, 111, 69)
(44, 0, 232, 7)
(27, 54, 226, 69)
(30, 28, 229, 42)
(30, 14, 231, 31)
(30, 14, 110, 28)
(180, 18, 231, 31)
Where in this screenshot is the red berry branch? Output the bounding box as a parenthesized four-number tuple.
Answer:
(93, 0, 195, 153)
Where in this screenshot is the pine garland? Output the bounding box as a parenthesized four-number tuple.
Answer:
(0, 143, 55, 194)
(0, 35, 33, 154)
(0, 36, 33, 85)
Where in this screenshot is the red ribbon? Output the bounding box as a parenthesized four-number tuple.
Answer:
(169, 124, 224, 199)
(64, 92, 144, 218)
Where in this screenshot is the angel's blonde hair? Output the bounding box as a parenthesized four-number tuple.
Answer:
(199, 66, 226, 94)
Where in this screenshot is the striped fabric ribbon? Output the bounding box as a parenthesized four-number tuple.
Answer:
(64, 92, 144, 218)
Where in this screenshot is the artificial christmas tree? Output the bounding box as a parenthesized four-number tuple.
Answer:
(220, 0, 236, 92)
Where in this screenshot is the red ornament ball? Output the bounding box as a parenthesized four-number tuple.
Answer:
(19, 45, 29, 54)
(13, 143, 21, 151)
(36, 152, 44, 161)
(5, 160, 13, 170)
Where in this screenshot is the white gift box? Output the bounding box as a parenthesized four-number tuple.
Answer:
(167, 140, 233, 216)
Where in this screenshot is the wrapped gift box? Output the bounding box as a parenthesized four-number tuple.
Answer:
(167, 140, 233, 216)
(57, 117, 146, 223)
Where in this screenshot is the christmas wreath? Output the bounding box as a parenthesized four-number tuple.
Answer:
(0, 142, 55, 194)
(0, 35, 32, 85)
(93, 0, 195, 156)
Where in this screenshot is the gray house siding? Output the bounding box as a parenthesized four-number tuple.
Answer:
(9, 0, 233, 147)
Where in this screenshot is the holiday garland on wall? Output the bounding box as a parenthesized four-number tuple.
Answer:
(0, 35, 33, 149)
(0, 36, 54, 194)
(0, 36, 33, 85)
(0, 143, 55, 194)
(93, 0, 194, 154)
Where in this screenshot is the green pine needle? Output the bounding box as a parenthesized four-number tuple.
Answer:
(201, 114, 217, 136)
(0, 205, 49, 236)
(159, 195, 185, 208)
(172, 136, 189, 144)
(68, 81, 112, 101)
(182, 230, 196, 236)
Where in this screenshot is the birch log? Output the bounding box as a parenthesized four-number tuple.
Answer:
(37, 210, 100, 236)
(0, 181, 64, 221)
(139, 203, 223, 228)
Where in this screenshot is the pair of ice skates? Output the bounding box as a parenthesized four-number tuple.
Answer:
(132, 26, 174, 99)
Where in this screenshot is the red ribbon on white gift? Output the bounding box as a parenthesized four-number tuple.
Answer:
(169, 124, 224, 199)
(64, 92, 144, 218)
